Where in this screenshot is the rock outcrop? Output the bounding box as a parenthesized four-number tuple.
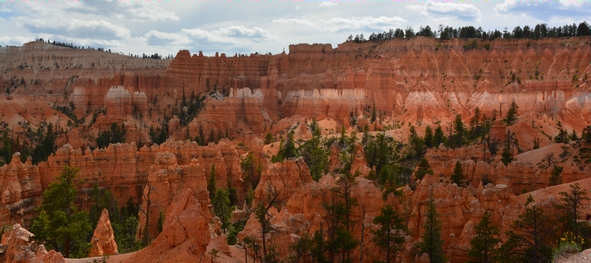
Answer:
(0, 224, 64, 263)
(89, 209, 118, 257)
(124, 188, 221, 263)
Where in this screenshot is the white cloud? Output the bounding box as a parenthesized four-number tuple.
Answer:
(217, 26, 270, 41)
(65, 0, 179, 22)
(425, 1, 481, 21)
(0, 36, 32, 46)
(24, 19, 130, 41)
(182, 25, 271, 44)
(319, 1, 338, 8)
(273, 16, 406, 32)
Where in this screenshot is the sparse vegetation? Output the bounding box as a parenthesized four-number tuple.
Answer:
(347, 22, 591, 43)
(96, 123, 126, 149)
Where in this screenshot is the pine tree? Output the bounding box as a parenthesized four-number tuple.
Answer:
(448, 115, 465, 148)
(554, 121, 570, 144)
(300, 129, 329, 181)
(255, 185, 279, 263)
(549, 165, 563, 186)
(207, 165, 216, 200)
(414, 158, 433, 180)
(433, 126, 445, 148)
(468, 211, 500, 263)
(30, 166, 92, 258)
(577, 22, 591, 36)
(504, 101, 519, 126)
(371, 104, 377, 123)
(213, 189, 232, 231)
(503, 195, 552, 263)
(373, 205, 406, 263)
(424, 126, 434, 148)
(557, 183, 590, 237)
(583, 126, 591, 144)
(451, 161, 465, 186)
(419, 194, 446, 263)
(157, 211, 164, 234)
(273, 130, 297, 162)
(409, 126, 425, 158)
(501, 137, 513, 166)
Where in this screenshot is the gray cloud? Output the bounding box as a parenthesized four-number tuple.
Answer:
(66, 0, 178, 22)
(273, 16, 406, 33)
(25, 19, 130, 41)
(145, 30, 190, 46)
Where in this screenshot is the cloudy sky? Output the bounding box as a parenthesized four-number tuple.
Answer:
(0, 0, 589, 56)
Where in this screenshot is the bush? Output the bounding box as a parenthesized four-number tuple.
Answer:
(553, 232, 584, 261)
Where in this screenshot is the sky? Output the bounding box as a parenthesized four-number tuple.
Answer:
(0, 0, 589, 56)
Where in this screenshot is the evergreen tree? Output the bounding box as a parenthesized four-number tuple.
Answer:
(157, 211, 164, 234)
(433, 126, 445, 148)
(424, 126, 434, 148)
(255, 185, 279, 263)
(364, 133, 397, 174)
(554, 121, 570, 144)
(96, 123, 126, 148)
(504, 101, 519, 126)
(326, 172, 359, 262)
(469, 107, 490, 141)
(583, 126, 591, 144)
(451, 161, 465, 186)
(207, 165, 216, 200)
(300, 129, 329, 181)
(272, 130, 297, 162)
(414, 158, 433, 181)
(264, 133, 274, 144)
(502, 196, 553, 263)
(418, 194, 446, 263)
(557, 183, 590, 238)
(549, 165, 563, 186)
(241, 152, 261, 192)
(149, 119, 169, 145)
(468, 211, 500, 263)
(501, 139, 513, 166)
(577, 22, 591, 36)
(447, 115, 466, 148)
(213, 189, 232, 231)
(373, 205, 407, 263)
(569, 130, 579, 142)
(409, 126, 425, 159)
(30, 166, 92, 258)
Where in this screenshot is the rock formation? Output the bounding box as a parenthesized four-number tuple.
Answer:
(0, 37, 591, 262)
(89, 209, 118, 257)
(0, 224, 64, 263)
(124, 188, 222, 263)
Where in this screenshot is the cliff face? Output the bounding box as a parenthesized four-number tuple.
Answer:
(168, 38, 591, 134)
(2, 38, 590, 148)
(1, 37, 591, 262)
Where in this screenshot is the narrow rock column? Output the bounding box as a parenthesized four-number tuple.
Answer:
(89, 208, 119, 257)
